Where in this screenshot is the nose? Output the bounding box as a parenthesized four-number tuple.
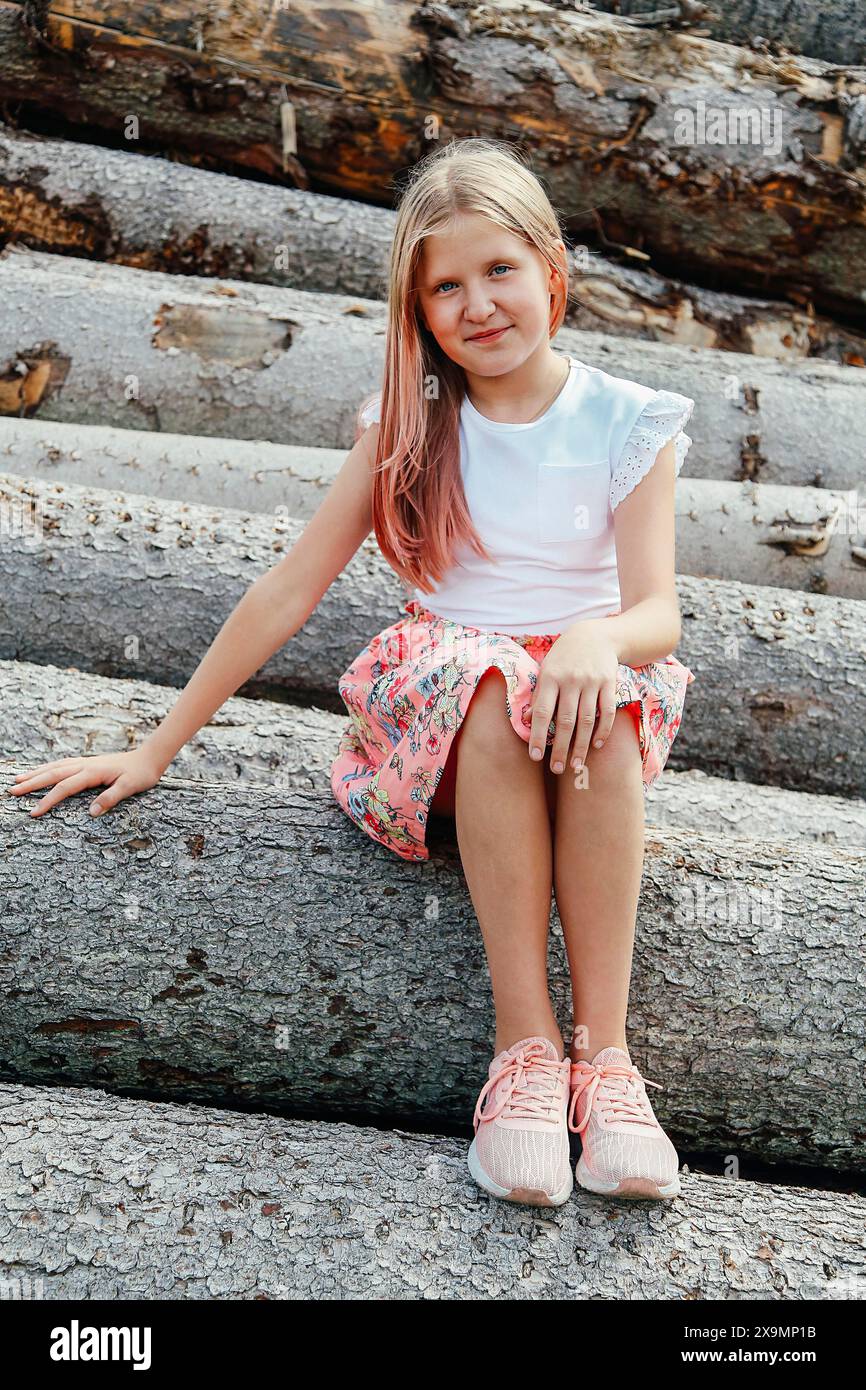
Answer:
(463, 286, 497, 323)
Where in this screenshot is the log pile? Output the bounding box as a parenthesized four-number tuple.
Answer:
(0, 0, 863, 1302)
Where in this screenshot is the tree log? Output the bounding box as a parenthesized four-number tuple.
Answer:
(585, 1, 866, 67)
(3, 121, 866, 366)
(3, 416, 863, 598)
(2, 245, 866, 491)
(5, 657, 866, 849)
(1, 2, 865, 317)
(0, 775, 864, 1172)
(2, 1084, 863, 1300)
(1, 472, 864, 796)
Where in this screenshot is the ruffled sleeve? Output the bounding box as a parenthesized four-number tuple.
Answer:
(359, 392, 382, 430)
(610, 390, 695, 510)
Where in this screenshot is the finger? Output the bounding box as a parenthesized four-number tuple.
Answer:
(589, 686, 618, 752)
(9, 767, 87, 800)
(9, 759, 84, 791)
(569, 688, 600, 776)
(27, 771, 98, 818)
(549, 686, 578, 773)
(528, 678, 558, 761)
(87, 777, 130, 817)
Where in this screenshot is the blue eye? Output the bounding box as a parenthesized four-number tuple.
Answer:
(433, 265, 512, 294)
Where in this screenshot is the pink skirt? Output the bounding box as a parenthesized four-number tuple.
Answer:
(330, 598, 696, 863)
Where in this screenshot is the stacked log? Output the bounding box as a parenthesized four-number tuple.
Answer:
(2, 416, 863, 597)
(2, 471, 864, 795)
(1, 766, 864, 1171)
(583, 1, 866, 67)
(0, 2, 865, 318)
(5, 657, 866, 847)
(2, 247, 866, 492)
(2, 122, 865, 365)
(3, 1082, 862, 1299)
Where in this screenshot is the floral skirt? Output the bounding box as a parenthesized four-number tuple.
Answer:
(330, 598, 695, 863)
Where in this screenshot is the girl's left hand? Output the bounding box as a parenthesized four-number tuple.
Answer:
(527, 623, 620, 777)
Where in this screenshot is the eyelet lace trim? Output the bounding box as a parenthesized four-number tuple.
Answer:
(610, 390, 695, 510)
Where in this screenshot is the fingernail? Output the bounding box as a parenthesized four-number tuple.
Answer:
(594, 739, 604, 748)
(530, 748, 542, 760)
(90, 803, 102, 816)
(552, 761, 563, 773)
(573, 759, 582, 771)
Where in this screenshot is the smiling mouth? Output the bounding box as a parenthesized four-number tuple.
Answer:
(469, 326, 510, 342)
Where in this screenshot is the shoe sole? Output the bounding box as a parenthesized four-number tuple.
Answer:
(576, 1154, 681, 1200)
(467, 1137, 573, 1207)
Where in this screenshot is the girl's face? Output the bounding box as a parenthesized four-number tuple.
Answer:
(415, 212, 562, 375)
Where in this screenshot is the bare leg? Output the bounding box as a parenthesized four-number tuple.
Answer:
(551, 708, 645, 1064)
(449, 669, 564, 1059)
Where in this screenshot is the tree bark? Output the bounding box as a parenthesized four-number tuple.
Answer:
(5, 655, 866, 849)
(1, 471, 864, 796)
(0, 775, 864, 1172)
(3, 120, 866, 367)
(2, 1082, 862, 1299)
(584, 1, 866, 67)
(1, 245, 865, 491)
(3, 415, 863, 597)
(1, 1, 865, 317)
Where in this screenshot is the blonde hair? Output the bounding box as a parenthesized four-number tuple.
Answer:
(358, 137, 571, 595)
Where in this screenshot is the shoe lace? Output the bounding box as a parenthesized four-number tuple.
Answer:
(567, 1060, 663, 1135)
(473, 1040, 567, 1131)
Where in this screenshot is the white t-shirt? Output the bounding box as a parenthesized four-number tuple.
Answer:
(359, 352, 695, 635)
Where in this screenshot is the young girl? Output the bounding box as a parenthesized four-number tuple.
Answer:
(9, 138, 695, 1212)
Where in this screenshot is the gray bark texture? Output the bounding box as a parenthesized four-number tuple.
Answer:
(4, 657, 866, 851)
(1, 1082, 863, 1300)
(3, 120, 866, 366)
(3, 415, 863, 597)
(1, 471, 864, 797)
(584, 0, 866, 67)
(0, 774, 864, 1172)
(2, 244, 865, 491)
(0, 2, 865, 316)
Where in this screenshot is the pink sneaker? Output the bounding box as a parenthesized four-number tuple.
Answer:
(467, 1036, 573, 1207)
(567, 1046, 681, 1200)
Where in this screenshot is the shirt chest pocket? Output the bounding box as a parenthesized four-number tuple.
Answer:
(536, 459, 611, 545)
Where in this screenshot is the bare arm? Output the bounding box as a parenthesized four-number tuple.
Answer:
(142, 423, 379, 773)
(9, 424, 379, 816)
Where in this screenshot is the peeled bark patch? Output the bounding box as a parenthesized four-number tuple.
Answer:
(152, 301, 294, 366)
(0, 1081, 863, 1299)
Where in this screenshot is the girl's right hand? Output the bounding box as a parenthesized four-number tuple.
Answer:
(7, 748, 166, 819)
